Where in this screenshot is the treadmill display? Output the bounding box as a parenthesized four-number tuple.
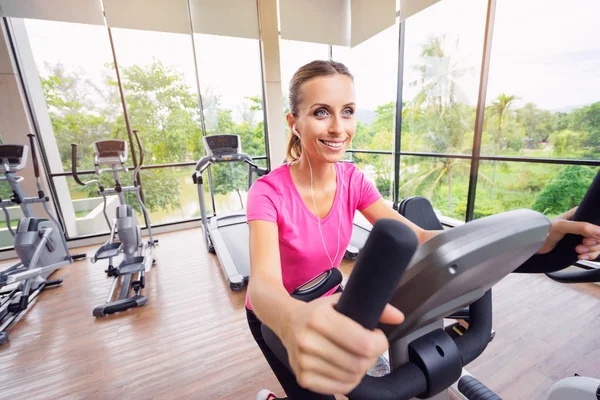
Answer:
(204, 135, 240, 156)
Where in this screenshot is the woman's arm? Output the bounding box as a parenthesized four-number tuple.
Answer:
(359, 198, 442, 244)
(247, 220, 301, 339)
(248, 219, 404, 395)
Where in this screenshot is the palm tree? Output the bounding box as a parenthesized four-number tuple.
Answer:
(487, 94, 518, 197)
(402, 36, 484, 215)
(409, 35, 474, 114)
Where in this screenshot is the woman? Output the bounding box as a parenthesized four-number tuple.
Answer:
(245, 60, 600, 400)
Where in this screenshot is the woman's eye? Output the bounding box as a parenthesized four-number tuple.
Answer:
(342, 108, 354, 116)
(314, 109, 329, 117)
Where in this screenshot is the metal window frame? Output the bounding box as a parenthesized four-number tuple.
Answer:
(2, 0, 270, 244)
(3, 0, 599, 254)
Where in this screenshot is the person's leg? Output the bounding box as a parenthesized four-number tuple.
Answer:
(246, 308, 336, 400)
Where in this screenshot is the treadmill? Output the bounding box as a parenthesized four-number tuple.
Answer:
(192, 134, 269, 291)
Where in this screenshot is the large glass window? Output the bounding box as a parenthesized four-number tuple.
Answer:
(110, 28, 202, 165)
(22, 18, 123, 238)
(332, 21, 400, 154)
(24, 19, 120, 173)
(349, 154, 394, 202)
(483, 0, 600, 160)
(331, 21, 400, 205)
(401, 0, 487, 155)
(398, 155, 471, 221)
(279, 39, 330, 114)
(475, 162, 599, 220)
(193, 34, 266, 157)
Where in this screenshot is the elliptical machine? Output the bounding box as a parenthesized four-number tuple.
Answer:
(71, 130, 157, 318)
(0, 134, 85, 345)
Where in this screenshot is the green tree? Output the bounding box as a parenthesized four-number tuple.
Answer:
(409, 35, 473, 113)
(567, 102, 600, 158)
(399, 104, 479, 214)
(110, 60, 203, 164)
(516, 102, 557, 147)
(533, 165, 597, 217)
(402, 34, 480, 214)
(486, 93, 518, 198)
(41, 63, 114, 170)
(551, 129, 590, 158)
(42, 60, 205, 214)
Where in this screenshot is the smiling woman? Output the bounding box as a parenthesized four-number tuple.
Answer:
(244, 59, 433, 399)
(284, 60, 356, 164)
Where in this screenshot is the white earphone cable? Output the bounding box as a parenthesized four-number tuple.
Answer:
(295, 125, 344, 269)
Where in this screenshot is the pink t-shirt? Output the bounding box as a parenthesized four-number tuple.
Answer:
(245, 162, 381, 309)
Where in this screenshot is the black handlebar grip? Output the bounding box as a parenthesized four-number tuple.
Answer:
(27, 134, 40, 178)
(516, 169, 600, 274)
(334, 218, 419, 330)
(133, 130, 144, 167)
(457, 375, 502, 400)
(71, 143, 86, 187)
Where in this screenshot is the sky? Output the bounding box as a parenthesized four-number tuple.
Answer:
(21, 0, 600, 123)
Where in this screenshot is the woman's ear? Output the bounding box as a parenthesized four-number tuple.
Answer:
(285, 113, 296, 135)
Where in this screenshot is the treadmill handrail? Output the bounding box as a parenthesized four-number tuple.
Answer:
(194, 152, 258, 173)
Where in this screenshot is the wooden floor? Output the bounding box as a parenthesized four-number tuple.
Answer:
(0, 226, 599, 400)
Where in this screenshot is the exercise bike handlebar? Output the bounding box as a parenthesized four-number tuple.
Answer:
(71, 143, 104, 191)
(261, 218, 499, 400)
(26, 134, 40, 179)
(516, 169, 600, 278)
(132, 130, 144, 186)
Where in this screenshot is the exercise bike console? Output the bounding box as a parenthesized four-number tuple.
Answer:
(93, 140, 128, 175)
(0, 145, 28, 172)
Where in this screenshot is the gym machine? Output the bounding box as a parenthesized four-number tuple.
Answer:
(0, 134, 85, 345)
(262, 208, 551, 399)
(192, 134, 268, 291)
(71, 130, 157, 317)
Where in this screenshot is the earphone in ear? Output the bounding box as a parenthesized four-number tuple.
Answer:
(292, 125, 301, 139)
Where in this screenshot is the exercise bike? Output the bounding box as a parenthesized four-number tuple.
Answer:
(0, 134, 85, 345)
(397, 191, 600, 400)
(71, 130, 157, 318)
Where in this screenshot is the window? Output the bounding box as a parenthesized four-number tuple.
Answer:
(399, 155, 471, 221)
(402, 0, 487, 155)
(331, 22, 400, 204)
(110, 28, 202, 165)
(332, 21, 400, 153)
(475, 162, 599, 220)
(193, 34, 266, 157)
(108, 25, 202, 225)
(23, 18, 119, 172)
(483, 0, 600, 160)
(21, 18, 123, 238)
(350, 154, 395, 202)
(279, 39, 330, 113)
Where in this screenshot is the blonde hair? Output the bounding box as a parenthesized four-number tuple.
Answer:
(286, 60, 354, 162)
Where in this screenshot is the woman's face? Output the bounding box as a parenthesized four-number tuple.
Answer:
(289, 74, 356, 164)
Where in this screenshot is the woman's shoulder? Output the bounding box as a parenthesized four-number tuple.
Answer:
(249, 163, 291, 197)
(338, 161, 364, 181)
